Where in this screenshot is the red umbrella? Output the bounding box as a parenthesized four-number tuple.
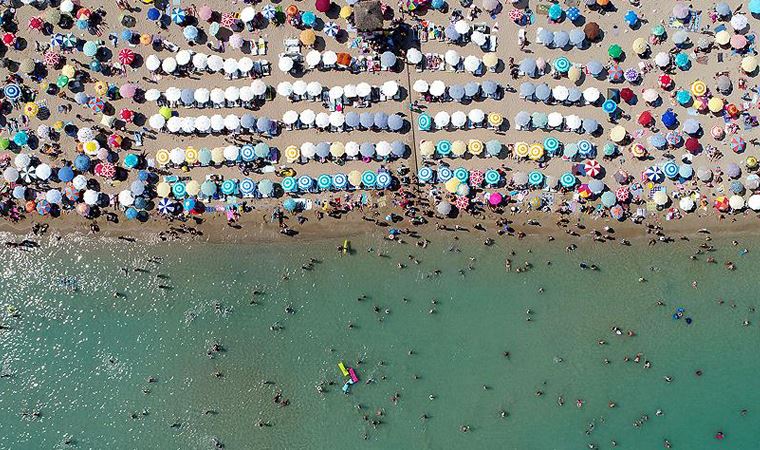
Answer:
(714, 196, 729, 211)
(584, 159, 601, 177)
(221, 12, 237, 28)
(509, 9, 524, 22)
(94, 162, 116, 178)
(658, 74, 672, 88)
(685, 137, 701, 154)
(726, 103, 739, 117)
(2, 32, 16, 46)
(638, 111, 653, 126)
(119, 108, 134, 122)
(455, 195, 469, 209)
(43, 50, 61, 66)
(28, 17, 44, 30)
(108, 134, 122, 148)
(620, 87, 634, 103)
(316, 0, 331, 13)
(76, 8, 92, 19)
(118, 48, 135, 65)
(615, 186, 629, 202)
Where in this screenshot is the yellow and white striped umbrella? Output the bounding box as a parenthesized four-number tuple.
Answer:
(528, 143, 544, 160)
(514, 142, 530, 158)
(284, 145, 300, 163)
(487, 112, 503, 127)
(185, 146, 199, 164)
(690, 80, 707, 96)
(468, 139, 484, 155)
(155, 148, 170, 165)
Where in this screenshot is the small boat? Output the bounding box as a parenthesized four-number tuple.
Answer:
(338, 362, 349, 377)
(349, 367, 359, 383)
(342, 240, 350, 254)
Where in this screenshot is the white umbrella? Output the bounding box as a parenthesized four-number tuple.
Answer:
(224, 86, 240, 102)
(407, 48, 423, 64)
(283, 110, 299, 125)
(176, 50, 191, 66)
(413, 79, 429, 93)
(250, 80, 267, 96)
(356, 82, 372, 97)
(239, 86, 253, 102)
(451, 111, 467, 128)
(167, 116, 182, 132)
(642, 88, 659, 103)
(293, 80, 308, 96)
(381, 80, 399, 97)
(277, 82, 293, 97)
(582, 87, 600, 103)
(72, 175, 87, 190)
(194, 88, 210, 104)
(77, 127, 94, 142)
(195, 115, 211, 132)
(35, 163, 51, 180)
(464, 55, 481, 73)
(468, 109, 485, 123)
(192, 53, 208, 70)
(301, 142, 316, 159)
(83, 189, 99, 205)
(181, 117, 195, 133)
(305, 50, 321, 67)
(471, 31, 487, 46)
(731, 14, 748, 31)
(169, 147, 185, 164)
(376, 141, 391, 157)
(654, 52, 670, 68)
(434, 111, 450, 128)
(322, 51, 337, 65)
(210, 114, 225, 131)
(223, 58, 239, 75)
(145, 54, 160, 71)
(149, 114, 166, 129)
(223, 145, 240, 161)
(566, 115, 582, 130)
(224, 114, 240, 131)
(46, 189, 62, 205)
(118, 190, 134, 206)
(344, 84, 357, 98)
(345, 141, 360, 157)
(144, 88, 161, 102)
(552, 85, 569, 101)
(240, 6, 256, 23)
(307, 81, 323, 97)
(329, 86, 344, 100)
(329, 111, 345, 128)
(679, 196, 695, 211)
(161, 57, 177, 73)
(165, 87, 181, 102)
(300, 109, 316, 125)
(210, 88, 225, 104)
(454, 20, 470, 35)
(315, 112, 330, 128)
(444, 50, 461, 66)
(548, 112, 563, 128)
(729, 195, 745, 210)
(430, 80, 446, 96)
(207, 55, 224, 72)
(748, 194, 760, 211)
(278, 56, 294, 72)
(234, 58, 251, 75)
(3, 167, 18, 182)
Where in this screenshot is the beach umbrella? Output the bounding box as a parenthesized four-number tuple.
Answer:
(585, 61, 603, 77)
(3, 167, 18, 182)
(624, 68, 639, 83)
(608, 44, 623, 60)
(437, 167, 453, 182)
(602, 99, 617, 114)
(221, 179, 238, 196)
(565, 6, 580, 21)
(749, 195, 760, 211)
(608, 64, 623, 82)
(584, 22, 601, 41)
(360, 113, 375, 129)
(484, 169, 501, 185)
(644, 166, 665, 182)
(553, 31, 570, 49)
(673, 2, 690, 19)
(553, 56, 571, 73)
(661, 110, 677, 128)
(691, 80, 707, 97)
(560, 172, 577, 188)
(600, 191, 615, 207)
(376, 172, 392, 189)
(281, 176, 298, 193)
(519, 58, 537, 77)
(584, 159, 601, 178)
(257, 179, 274, 197)
(666, 131, 683, 147)
(360, 170, 377, 188)
(486, 140, 502, 157)
(731, 14, 748, 31)
(519, 82, 535, 99)
(528, 171, 544, 187)
(36, 200, 52, 216)
(13, 131, 29, 147)
(662, 161, 679, 179)
(682, 119, 701, 135)
(437, 201, 452, 216)
(3, 84, 21, 102)
(615, 186, 630, 202)
(653, 191, 669, 206)
(453, 167, 469, 183)
(569, 29, 585, 48)
(731, 136, 746, 153)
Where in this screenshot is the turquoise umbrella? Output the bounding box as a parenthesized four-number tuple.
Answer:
(297, 175, 313, 191)
(83, 41, 99, 57)
(553, 56, 571, 73)
(221, 179, 238, 195)
(201, 180, 217, 196)
(254, 142, 270, 159)
(528, 171, 544, 186)
(418, 113, 432, 130)
(172, 182, 187, 198)
(436, 140, 452, 156)
(418, 167, 434, 183)
(484, 169, 501, 185)
(282, 176, 297, 192)
(361, 170, 377, 188)
(560, 172, 577, 188)
(601, 191, 616, 207)
(544, 137, 560, 155)
(198, 148, 212, 165)
(317, 174, 332, 190)
(548, 3, 563, 20)
(453, 167, 469, 182)
(123, 153, 139, 169)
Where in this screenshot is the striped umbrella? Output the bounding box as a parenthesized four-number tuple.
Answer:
(418, 113, 432, 130)
(455, 195, 469, 210)
(514, 142, 530, 158)
(36, 200, 51, 215)
(528, 170, 544, 186)
(560, 172, 577, 188)
(624, 68, 639, 83)
(332, 173, 348, 190)
(436, 140, 452, 156)
(584, 159, 601, 177)
(221, 179, 238, 195)
(361, 170, 377, 188)
(262, 4, 277, 19)
(437, 166, 453, 182)
(51, 33, 64, 47)
(662, 161, 679, 178)
(3, 83, 21, 101)
(157, 197, 174, 214)
(470, 170, 484, 186)
(64, 185, 80, 201)
(172, 182, 187, 198)
(730, 136, 746, 153)
(281, 176, 297, 192)
(666, 130, 682, 146)
(171, 7, 186, 24)
(62, 33, 77, 47)
(644, 166, 664, 182)
(610, 204, 624, 220)
(418, 166, 434, 183)
(284, 145, 300, 162)
(297, 175, 313, 191)
(317, 174, 333, 190)
(608, 64, 623, 82)
(376, 171, 392, 189)
(553, 56, 571, 73)
(88, 97, 105, 112)
(240, 144, 255, 161)
(324, 22, 339, 37)
(615, 186, 630, 202)
(240, 178, 256, 196)
(528, 143, 544, 160)
(544, 137, 560, 155)
(484, 169, 501, 185)
(577, 140, 594, 157)
(453, 167, 469, 182)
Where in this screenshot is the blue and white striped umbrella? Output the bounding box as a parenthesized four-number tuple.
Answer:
(644, 166, 664, 182)
(157, 197, 174, 214)
(262, 4, 276, 19)
(577, 140, 594, 157)
(361, 170, 377, 188)
(240, 144, 255, 161)
(418, 166, 434, 183)
(221, 179, 238, 195)
(437, 166, 453, 182)
(560, 172, 577, 188)
(332, 173, 348, 189)
(298, 175, 313, 191)
(324, 22, 339, 37)
(281, 176, 297, 192)
(171, 7, 186, 24)
(453, 167, 469, 183)
(240, 178, 256, 196)
(484, 169, 501, 185)
(317, 174, 332, 190)
(3, 84, 21, 101)
(528, 171, 544, 186)
(50, 33, 64, 47)
(662, 161, 679, 179)
(376, 171, 392, 189)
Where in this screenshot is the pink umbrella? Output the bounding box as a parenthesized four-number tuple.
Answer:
(615, 186, 629, 202)
(118, 48, 136, 65)
(470, 170, 484, 186)
(198, 5, 213, 21)
(488, 192, 503, 205)
(43, 50, 61, 66)
(455, 196, 470, 210)
(221, 12, 238, 28)
(730, 34, 747, 50)
(584, 159, 601, 177)
(228, 33, 244, 49)
(119, 83, 137, 99)
(508, 9, 524, 22)
(95, 162, 116, 178)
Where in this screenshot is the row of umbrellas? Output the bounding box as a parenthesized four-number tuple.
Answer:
(514, 111, 599, 134)
(281, 170, 394, 192)
(145, 81, 269, 106)
(156, 144, 272, 166)
(412, 79, 501, 100)
(282, 110, 406, 131)
(145, 52, 265, 76)
(149, 113, 276, 134)
(157, 178, 276, 199)
(284, 141, 407, 162)
(276, 80, 399, 100)
(520, 83, 601, 104)
(418, 110, 503, 130)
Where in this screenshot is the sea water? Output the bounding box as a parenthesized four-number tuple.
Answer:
(0, 232, 758, 449)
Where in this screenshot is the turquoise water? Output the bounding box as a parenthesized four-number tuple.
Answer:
(0, 232, 759, 449)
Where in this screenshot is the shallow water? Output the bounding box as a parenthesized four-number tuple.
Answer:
(0, 232, 759, 449)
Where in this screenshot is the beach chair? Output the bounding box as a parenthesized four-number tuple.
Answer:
(258, 38, 267, 55)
